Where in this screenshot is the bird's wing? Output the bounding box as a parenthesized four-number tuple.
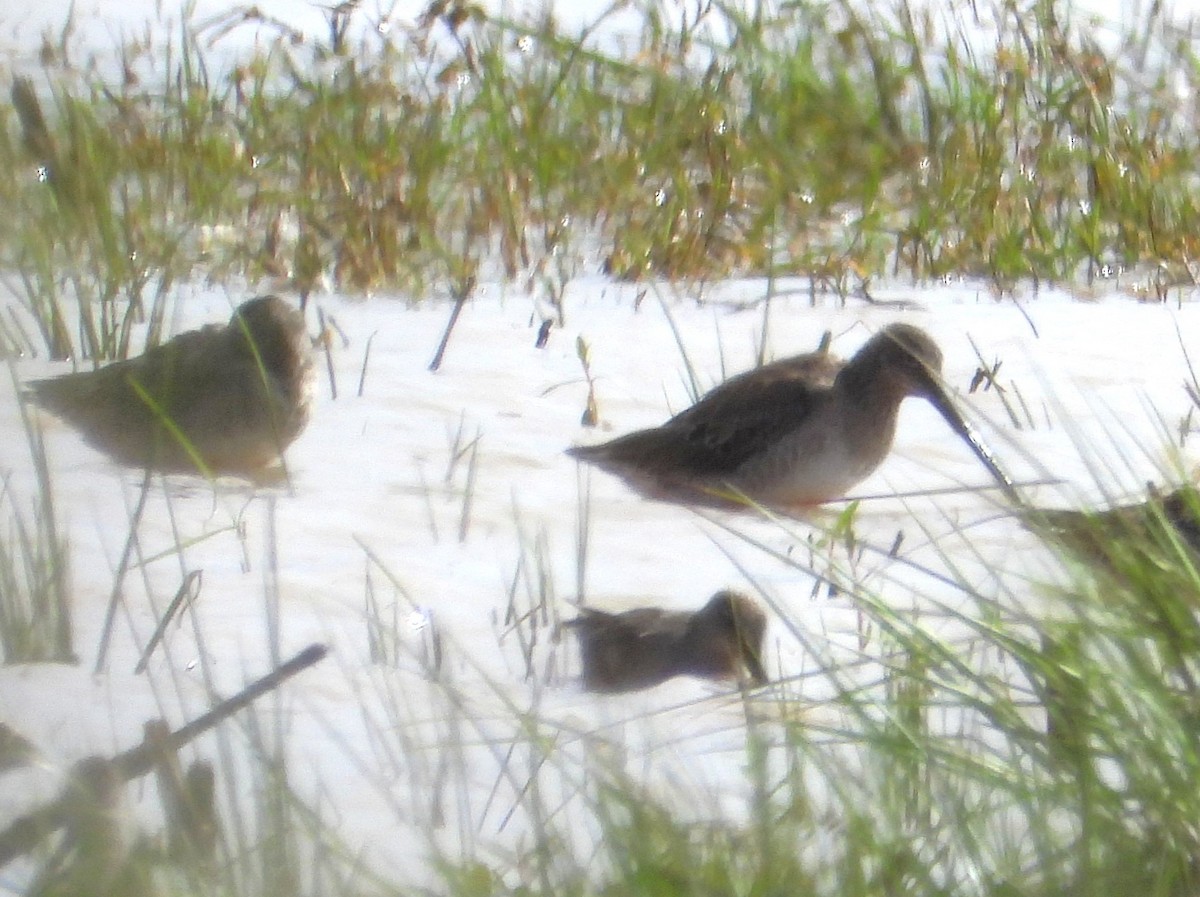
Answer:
(584, 353, 841, 478)
(569, 607, 677, 640)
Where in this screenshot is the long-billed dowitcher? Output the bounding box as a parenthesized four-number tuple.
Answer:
(567, 589, 768, 692)
(568, 323, 1015, 508)
(1026, 484, 1200, 570)
(26, 295, 313, 475)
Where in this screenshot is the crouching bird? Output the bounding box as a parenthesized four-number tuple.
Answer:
(567, 589, 769, 692)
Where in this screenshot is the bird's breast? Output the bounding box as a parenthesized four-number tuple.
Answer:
(734, 400, 900, 505)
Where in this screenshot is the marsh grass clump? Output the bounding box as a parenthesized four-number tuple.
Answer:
(5, 0, 1200, 361)
(0, 473, 72, 664)
(0, 371, 72, 664)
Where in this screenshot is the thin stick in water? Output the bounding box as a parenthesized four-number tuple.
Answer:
(357, 330, 377, 397)
(317, 306, 338, 400)
(94, 468, 154, 674)
(134, 570, 202, 674)
(428, 277, 475, 372)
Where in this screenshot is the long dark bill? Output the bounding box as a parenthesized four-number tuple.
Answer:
(924, 382, 1021, 504)
(741, 641, 769, 686)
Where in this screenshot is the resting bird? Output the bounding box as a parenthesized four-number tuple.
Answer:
(566, 589, 769, 692)
(568, 323, 1015, 509)
(26, 295, 313, 475)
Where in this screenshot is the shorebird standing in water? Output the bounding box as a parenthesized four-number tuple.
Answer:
(26, 295, 314, 476)
(568, 323, 1016, 509)
(567, 589, 769, 693)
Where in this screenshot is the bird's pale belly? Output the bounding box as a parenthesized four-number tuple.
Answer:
(729, 425, 887, 506)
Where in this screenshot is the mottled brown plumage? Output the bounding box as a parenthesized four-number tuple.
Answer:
(567, 590, 768, 692)
(569, 323, 1015, 509)
(1027, 485, 1200, 570)
(26, 296, 313, 475)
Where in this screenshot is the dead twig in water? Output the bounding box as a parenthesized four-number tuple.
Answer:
(133, 569, 202, 674)
(428, 276, 476, 372)
(358, 330, 377, 397)
(0, 642, 328, 867)
(317, 306, 338, 400)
